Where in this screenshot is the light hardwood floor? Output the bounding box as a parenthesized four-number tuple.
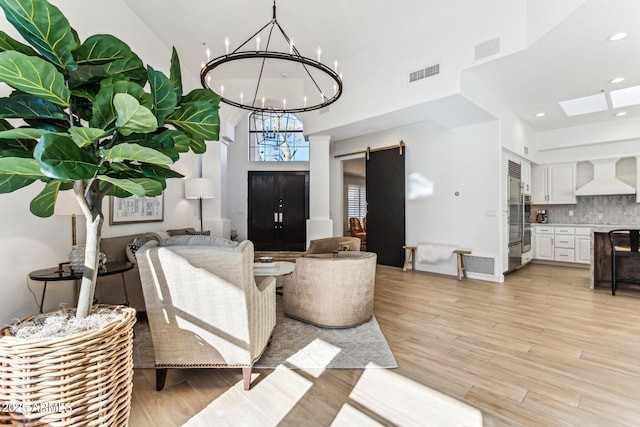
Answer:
(129, 263, 640, 426)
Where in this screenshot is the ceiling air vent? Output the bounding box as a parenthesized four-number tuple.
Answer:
(409, 64, 440, 83)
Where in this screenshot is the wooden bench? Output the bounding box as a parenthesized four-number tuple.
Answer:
(403, 245, 472, 280)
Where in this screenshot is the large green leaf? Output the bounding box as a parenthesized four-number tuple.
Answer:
(131, 177, 164, 196)
(147, 65, 176, 126)
(74, 34, 130, 66)
(0, 30, 38, 55)
(189, 138, 206, 154)
(166, 100, 220, 141)
(0, 137, 36, 157)
(113, 93, 158, 136)
(68, 126, 108, 148)
(0, 173, 35, 192)
(73, 34, 146, 85)
(90, 80, 147, 130)
(182, 88, 221, 106)
(0, 127, 50, 139)
(0, 0, 78, 71)
(154, 129, 190, 153)
(128, 163, 182, 179)
(0, 94, 67, 119)
(100, 142, 172, 165)
(170, 47, 182, 103)
(24, 118, 69, 132)
(0, 156, 45, 176)
(34, 134, 99, 179)
(97, 175, 145, 197)
(0, 51, 70, 106)
(29, 179, 60, 217)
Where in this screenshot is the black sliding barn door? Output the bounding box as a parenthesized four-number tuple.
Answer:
(366, 147, 406, 267)
(248, 171, 309, 251)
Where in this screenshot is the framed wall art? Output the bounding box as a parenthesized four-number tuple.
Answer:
(109, 194, 164, 225)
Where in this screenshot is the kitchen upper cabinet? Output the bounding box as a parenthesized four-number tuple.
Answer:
(531, 163, 576, 204)
(521, 160, 531, 195)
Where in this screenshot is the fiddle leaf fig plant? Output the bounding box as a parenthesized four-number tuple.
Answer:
(0, 0, 220, 318)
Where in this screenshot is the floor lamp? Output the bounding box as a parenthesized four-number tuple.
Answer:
(185, 178, 214, 232)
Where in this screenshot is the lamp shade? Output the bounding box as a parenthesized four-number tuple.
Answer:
(185, 178, 214, 199)
(54, 190, 84, 216)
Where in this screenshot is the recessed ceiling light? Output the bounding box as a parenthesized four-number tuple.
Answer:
(615, 111, 627, 117)
(535, 112, 545, 117)
(609, 77, 625, 84)
(608, 32, 628, 41)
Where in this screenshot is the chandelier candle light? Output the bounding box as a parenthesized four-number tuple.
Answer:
(200, 0, 343, 113)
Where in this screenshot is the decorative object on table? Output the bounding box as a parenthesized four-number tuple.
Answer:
(69, 245, 86, 274)
(0, 0, 219, 423)
(109, 194, 164, 225)
(259, 256, 273, 263)
(200, 0, 342, 114)
(184, 178, 214, 232)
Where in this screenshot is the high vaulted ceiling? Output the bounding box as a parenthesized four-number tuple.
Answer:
(123, 0, 640, 135)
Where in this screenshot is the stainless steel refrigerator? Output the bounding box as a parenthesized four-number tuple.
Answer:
(506, 162, 523, 273)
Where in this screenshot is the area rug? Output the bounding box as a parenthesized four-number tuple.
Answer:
(133, 297, 397, 369)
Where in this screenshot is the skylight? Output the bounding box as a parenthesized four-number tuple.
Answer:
(558, 93, 608, 117)
(609, 84, 640, 108)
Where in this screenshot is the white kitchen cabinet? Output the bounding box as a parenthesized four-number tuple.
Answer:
(534, 226, 554, 260)
(532, 225, 591, 263)
(531, 163, 576, 204)
(575, 227, 591, 264)
(521, 160, 531, 195)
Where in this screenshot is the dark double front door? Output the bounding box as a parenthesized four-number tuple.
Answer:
(248, 171, 309, 251)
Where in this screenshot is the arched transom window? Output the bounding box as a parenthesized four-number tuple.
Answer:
(248, 111, 309, 161)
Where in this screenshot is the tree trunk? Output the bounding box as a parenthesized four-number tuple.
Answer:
(75, 183, 104, 319)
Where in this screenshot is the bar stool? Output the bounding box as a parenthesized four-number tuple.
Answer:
(609, 229, 640, 295)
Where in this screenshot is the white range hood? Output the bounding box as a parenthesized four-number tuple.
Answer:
(575, 158, 636, 196)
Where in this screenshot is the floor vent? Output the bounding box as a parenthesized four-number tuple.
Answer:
(464, 255, 495, 276)
(475, 37, 500, 60)
(409, 64, 440, 83)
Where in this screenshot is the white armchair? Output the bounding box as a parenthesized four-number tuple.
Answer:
(136, 237, 276, 390)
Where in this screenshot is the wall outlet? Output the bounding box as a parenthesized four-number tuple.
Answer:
(568, 210, 573, 216)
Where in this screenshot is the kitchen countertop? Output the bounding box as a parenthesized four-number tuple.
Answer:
(531, 223, 640, 229)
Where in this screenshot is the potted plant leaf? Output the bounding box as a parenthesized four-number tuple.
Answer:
(0, 0, 219, 424)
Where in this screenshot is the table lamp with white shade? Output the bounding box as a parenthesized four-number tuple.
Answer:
(54, 190, 84, 246)
(185, 178, 214, 231)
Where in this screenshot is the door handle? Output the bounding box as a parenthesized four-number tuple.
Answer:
(278, 213, 283, 223)
(274, 212, 278, 223)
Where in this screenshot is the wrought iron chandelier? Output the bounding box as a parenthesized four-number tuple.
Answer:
(200, 1, 343, 113)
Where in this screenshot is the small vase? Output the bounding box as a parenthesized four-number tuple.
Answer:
(69, 245, 85, 274)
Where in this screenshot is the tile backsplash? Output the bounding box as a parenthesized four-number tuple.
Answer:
(532, 195, 640, 225)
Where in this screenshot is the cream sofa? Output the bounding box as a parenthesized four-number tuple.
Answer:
(136, 236, 276, 391)
(283, 251, 377, 328)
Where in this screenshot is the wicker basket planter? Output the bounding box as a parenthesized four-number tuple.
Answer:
(0, 306, 136, 426)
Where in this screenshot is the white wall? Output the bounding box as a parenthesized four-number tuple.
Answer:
(0, 0, 205, 325)
(331, 120, 503, 281)
(304, 0, 530, 136)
